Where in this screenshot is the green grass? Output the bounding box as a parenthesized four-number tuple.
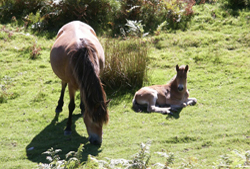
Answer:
(0, 3, 250, 168)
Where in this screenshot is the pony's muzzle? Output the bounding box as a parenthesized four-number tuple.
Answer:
(177, 84, 184, 92)
(89, 134, 102, 145)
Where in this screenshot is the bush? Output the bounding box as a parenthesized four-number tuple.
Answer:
(40, 0, 115, 33)
(112, 0, 196, 35)
(161, 0, 196, 31)
(0, 0, 44, 23)
(0, 0, 117, 35)
(101, 38, 148, 90)
(0, 0, 196, 36)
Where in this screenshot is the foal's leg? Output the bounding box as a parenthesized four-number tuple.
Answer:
(170, 98, 197, 111)
(150, 106, 172, 114)
(186, 98, 197, 106)
(55, 81, 67, 113)
(64, 84, 75, 136)
(146, 96, 172, 114)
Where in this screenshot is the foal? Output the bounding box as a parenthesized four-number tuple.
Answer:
(132, 65, 197, 114)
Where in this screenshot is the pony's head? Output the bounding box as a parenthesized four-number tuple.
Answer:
(83, 99, 110, 145)
(175, 65, 189, 92)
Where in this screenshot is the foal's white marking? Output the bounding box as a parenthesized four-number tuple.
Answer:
(136, 87, 158, 105)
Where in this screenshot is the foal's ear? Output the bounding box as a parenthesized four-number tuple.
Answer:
(106, 99, 111, 106)
(185, 65, 189, 72)
(176, 64, 179, 71)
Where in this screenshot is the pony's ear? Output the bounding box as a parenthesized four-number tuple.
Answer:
(185, 65, 189, 72)
(176, 64, 179, 71)
(106, 99, 111, 106)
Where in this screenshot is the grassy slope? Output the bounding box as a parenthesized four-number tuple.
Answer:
(0, 3, 250, 168)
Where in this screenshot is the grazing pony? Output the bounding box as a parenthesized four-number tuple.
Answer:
(132, 65, 197, 114)
(50, 21, 109, 145)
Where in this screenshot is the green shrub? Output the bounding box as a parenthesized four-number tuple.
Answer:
(0, 0, 196, 35)
(113, 0, 196, 35)
(0, 0, 44, 23)
(41, 0, 115, 34)
(0, 0, 118, 35)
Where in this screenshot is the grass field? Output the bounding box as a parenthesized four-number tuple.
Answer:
(0, 3, 250, 168)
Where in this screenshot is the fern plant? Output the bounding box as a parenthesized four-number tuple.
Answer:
(125, 19, 149, 37)
(38, 144, 83, 169)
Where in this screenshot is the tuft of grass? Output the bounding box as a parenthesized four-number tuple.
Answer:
(29, 42, 41, 60)
(32, 90, 47, 103)
(101, 38, 148, 90)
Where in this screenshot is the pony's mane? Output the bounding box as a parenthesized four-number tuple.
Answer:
(168, 75, 176, 84)
(70, 38, 108, 125)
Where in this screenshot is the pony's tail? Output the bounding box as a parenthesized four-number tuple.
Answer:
(70, 38, 108, 125)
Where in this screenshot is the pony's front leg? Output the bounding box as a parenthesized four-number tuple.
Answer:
(150, 106, 173, 115)
(64, 84, 75, 136)
(186, 98, 197, 106)
(56, 81, 67, 113)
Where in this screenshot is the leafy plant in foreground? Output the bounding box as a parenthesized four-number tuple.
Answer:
(130, 142, 151, 168)
(216, 150, 250, 168)
(38, 144, 83, 169)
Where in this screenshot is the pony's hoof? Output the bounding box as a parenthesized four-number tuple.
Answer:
(64, 130, 72, 136)
(55, 108, 62, 113)
(169, 111, 174, 115)
(170, 108, 178, 112)
(191, 99, 197, 106)
(161, 111, 171, 115)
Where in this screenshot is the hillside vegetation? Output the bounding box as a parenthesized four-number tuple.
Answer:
(0, 1, 250, 169)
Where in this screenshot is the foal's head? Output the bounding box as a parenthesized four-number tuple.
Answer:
(175, 65, 189, 92)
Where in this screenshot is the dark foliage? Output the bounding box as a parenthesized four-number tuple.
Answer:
(0, 0, 113, 34)
(221, 0, 250, 9)
(0, 0, 197, 36)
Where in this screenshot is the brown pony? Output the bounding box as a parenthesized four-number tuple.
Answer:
(132, 65, 197, 114)
(50, 21, 109, 145)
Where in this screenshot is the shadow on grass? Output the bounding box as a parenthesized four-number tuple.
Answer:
(132, 106, 183, 119)
(26, 112, 101, 164)
(105, 87, 138, 106)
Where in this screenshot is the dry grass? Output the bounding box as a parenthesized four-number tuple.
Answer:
(101, 38, 149, 90)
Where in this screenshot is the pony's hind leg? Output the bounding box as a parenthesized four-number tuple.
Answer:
(56, 81, 67, 113)
(145, 94, 172, 114)
(64, 83, 76, 136)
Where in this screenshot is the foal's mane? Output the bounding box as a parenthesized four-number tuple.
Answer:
(70, 38, 108, 125)
(167, 75, 177, 86)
